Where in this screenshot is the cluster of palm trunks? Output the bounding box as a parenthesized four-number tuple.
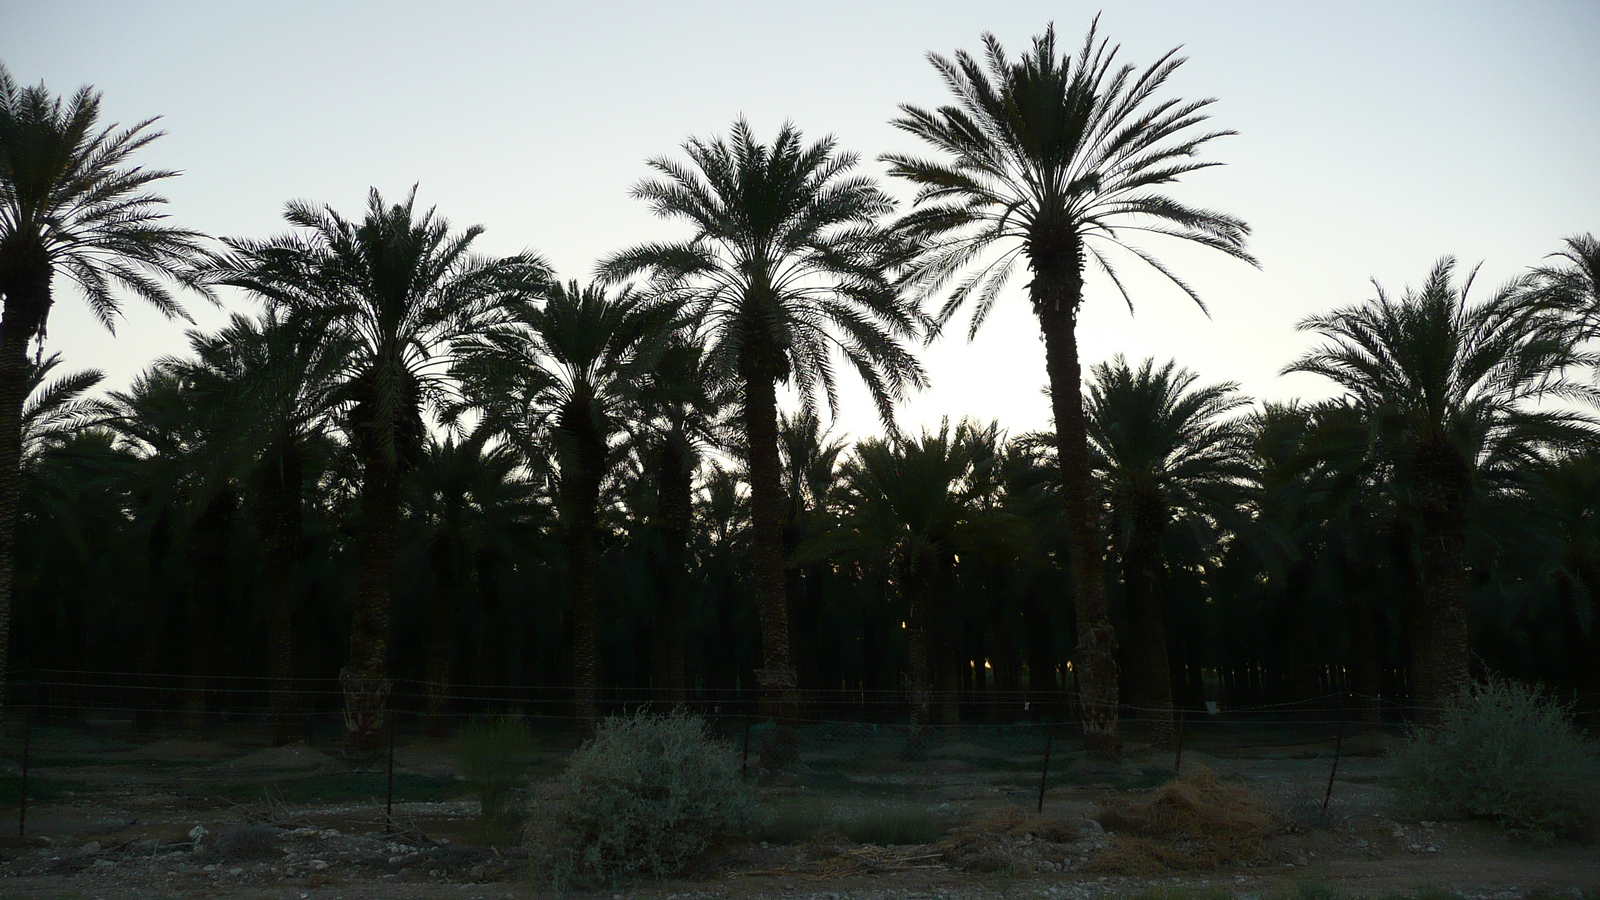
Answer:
(1, 26, 1597, 758)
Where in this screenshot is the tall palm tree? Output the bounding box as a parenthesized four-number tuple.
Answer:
(200, 188, 549, 754)
(0, 65, 205, 715)
(452, 279, 669, 724)
(598, 120, 926, 760)
(885, 23, 1255, 753)
(1084, 356, 1251, 745)
(1287, 258, 1599, 719)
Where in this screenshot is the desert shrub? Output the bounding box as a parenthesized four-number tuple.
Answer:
(459, 716, 538, 836)
(525, 708, 760, 888)
(1391, 676, 1600, 836)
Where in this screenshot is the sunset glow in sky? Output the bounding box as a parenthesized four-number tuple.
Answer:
(4, 0, 1597, 442)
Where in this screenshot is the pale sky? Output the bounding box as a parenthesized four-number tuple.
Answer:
(4, 1, 1597, 443)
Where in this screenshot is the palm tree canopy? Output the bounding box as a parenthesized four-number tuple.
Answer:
(1086, 355, 1253, 537)
(1285, 257, 1600, 481)
(598, 118, 926, 427)
(1525, 233, 1600, 341)
(451, 279, 674, 484)
(21, 353, 107, 465)
(0, 63, 205, 343)
(200, 187, 552, 470)
(885, 21, 1255, 336)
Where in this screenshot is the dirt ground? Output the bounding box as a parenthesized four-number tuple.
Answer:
(0, 723, 1597, 899)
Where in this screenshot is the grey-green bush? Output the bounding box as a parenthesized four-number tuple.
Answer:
(459, 716, 538, 834)
(1391, 676, 1600, 836)
(525, 709, 760, 888)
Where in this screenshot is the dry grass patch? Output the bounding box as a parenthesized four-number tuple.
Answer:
(1089, 764, 1276, 874)
(939, 804, 1080, 872)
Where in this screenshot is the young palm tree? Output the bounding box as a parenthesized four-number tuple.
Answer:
(1287, 258, 1599, 718)
(0, 65, 205, 715)
(200, 188, 550, 754)
(886, 23, 1255, 753)
(1085, 356, 1251, 745)
(599, 119, 926, 759)
(452, 280, 670, 724)
(1525, 234, 1600, 338)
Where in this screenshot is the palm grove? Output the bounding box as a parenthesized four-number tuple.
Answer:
(3, 25, 1598, 759)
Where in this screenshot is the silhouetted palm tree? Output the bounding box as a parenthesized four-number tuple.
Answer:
(886, 23, 1255, 753)
(599, 120, 926, 759)
(1287, 258, 1599, 719)
(1525, 234, 1600, 340)
(407, 428, 534, 734)
(1085, 356, 1251, 745)
(803, 420, 1026, 733)
(174, 311, 349, 744)
(0, 65, 205, 715)
(620, 334, 733, 705)
(452, 279, 669, 724)
(201, 188, 549, 754)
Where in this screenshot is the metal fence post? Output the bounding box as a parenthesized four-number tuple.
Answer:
(1035, 717, 1053, 814)
(19, 706, 31, 836)
(385, 715, 396, 833)
(1322, 693, 1347, 814)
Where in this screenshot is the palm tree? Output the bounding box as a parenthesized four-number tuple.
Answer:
(804, 420, 1026, 733)
(173, 311, 349, 744)
(885, 23, 1255, 754)
(1525, 234, 1600, 339)
(1084, 356, 1251, 745)
(619, 334, 732, 705)
(407, 428, 533, 734)
(599, 120, 926, 760)
(0, 65, 205, 716)
(1286, 258, 1599, 719)
(200, 188, 549, 754)
(452, 279, 669, 723)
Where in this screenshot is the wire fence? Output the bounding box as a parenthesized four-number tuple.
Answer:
(4, 667, 1598, 839)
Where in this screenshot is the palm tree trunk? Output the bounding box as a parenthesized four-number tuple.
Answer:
(183, 490, 236, 736)
(342, 459, 399, 757)
(653, 438, 692, 707)
(1410, 444, 1472, 724)
(1034, 256, 1121, 757)
(568, 486, 601, 726)
(425, 533, 459, 738)
(1123, 498, 1174, 747)
(258, 446, 303, 746)
(1346, 590, 1384, 728)
(901, 556, 934, 734)
(0, 330, 27, 726)
(742, 371, 800, 766)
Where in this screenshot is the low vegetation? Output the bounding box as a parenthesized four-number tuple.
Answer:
(523, 708, 760, 888)
(1391, 676, 1600, 837)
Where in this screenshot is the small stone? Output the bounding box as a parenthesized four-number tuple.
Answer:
(188, 825, 209, 843)
(74, 840, 101, 856)
(229, 867, 243, 875)
(309, 859, 329, 870)
(92, 858, 114, 869)
(203, 864, 217, 872)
